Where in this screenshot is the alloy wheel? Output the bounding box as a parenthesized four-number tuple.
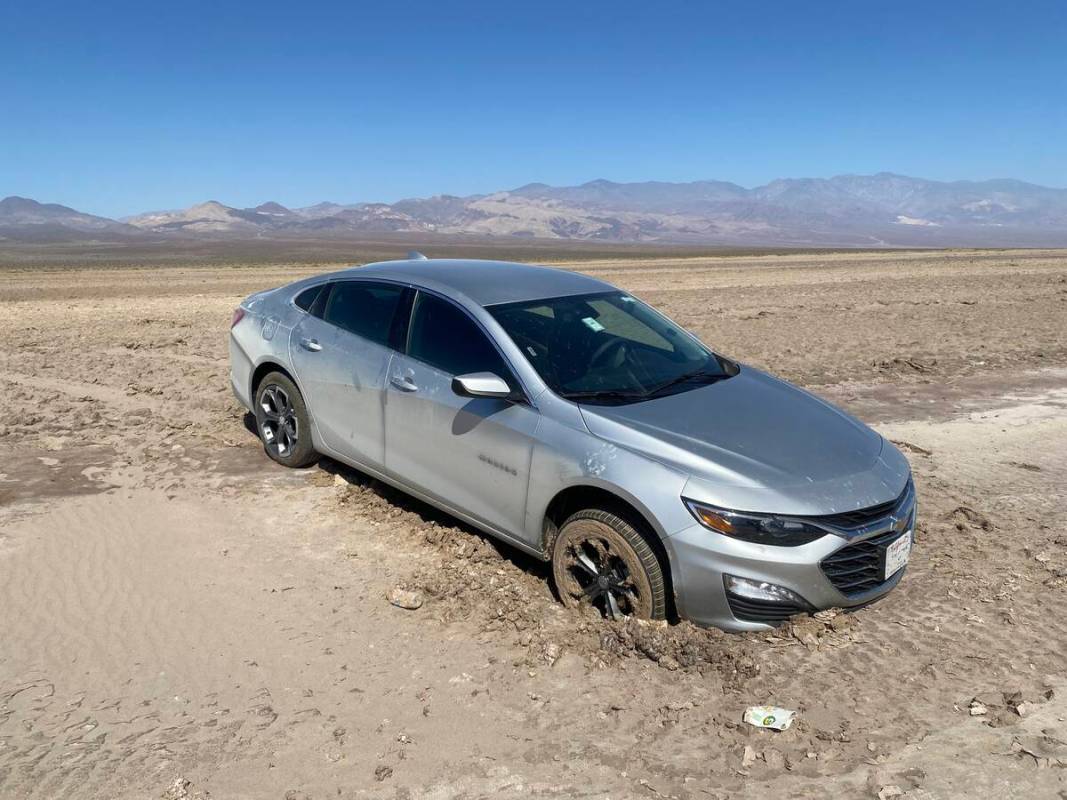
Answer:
(259, 384, 299, 458)
(557, 528, 651, 619)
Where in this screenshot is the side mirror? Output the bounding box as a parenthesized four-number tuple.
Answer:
(452, 372, 512, 400)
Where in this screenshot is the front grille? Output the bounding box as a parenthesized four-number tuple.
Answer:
(813, 499, 899, 528)
(820, 529, 906, 596)
(726, 594, 809, 625)
(809, 487, 908, 529)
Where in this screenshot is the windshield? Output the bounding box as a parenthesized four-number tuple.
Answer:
(488, 291, 733, 404)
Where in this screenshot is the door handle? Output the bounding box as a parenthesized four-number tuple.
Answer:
(299, 337, 322, 352)
(390, 374, 418, 392)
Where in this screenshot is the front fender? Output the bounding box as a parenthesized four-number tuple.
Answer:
(523, 413, 694, 551)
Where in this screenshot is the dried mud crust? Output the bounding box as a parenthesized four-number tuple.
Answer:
(2, 252, 1067, 799)
(320, 466, 764, 684)
(316, 446, 1067, 793)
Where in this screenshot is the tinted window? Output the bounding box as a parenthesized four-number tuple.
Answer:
(322, 281, 405, 346)
(294, 285, 323, 312)
(408, 293, 511, 379)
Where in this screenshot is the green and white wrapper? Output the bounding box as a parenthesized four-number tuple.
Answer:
(743, 706, 796, 731)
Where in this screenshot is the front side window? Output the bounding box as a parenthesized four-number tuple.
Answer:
(321, 281, 405, 347)
(407, 292, 511, 380)
(488, 291, 733, 404)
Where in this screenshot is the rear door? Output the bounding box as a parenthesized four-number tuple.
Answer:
(384, 291, 540, 540)
(290, 280, 411, 468)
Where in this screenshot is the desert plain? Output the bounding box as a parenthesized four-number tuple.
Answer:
(1, 247, 1066, 799)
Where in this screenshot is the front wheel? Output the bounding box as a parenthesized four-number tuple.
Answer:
(254, 372, 318, 468)
(552, 508, 667, 620)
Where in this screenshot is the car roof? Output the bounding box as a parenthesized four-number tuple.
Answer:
(339, 258, 615, 307)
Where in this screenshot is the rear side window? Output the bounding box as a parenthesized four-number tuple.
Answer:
(321, 281, 405, 347)
(407, 292, 511, 380)
(294, 285, 323, 312)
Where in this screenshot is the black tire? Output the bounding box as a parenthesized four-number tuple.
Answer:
(551, 508, 667, 621)
(253, 371, 318, 468)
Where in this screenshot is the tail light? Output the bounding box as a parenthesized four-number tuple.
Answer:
(231, 307, 246, 329)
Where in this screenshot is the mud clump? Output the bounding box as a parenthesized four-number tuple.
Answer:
(409, 534, 764, 683)
(330, 469, 761, 684)
(411, 553, 548, 623)
(409, 541, 762, 682)
(776, 608, 859, 650)
(373, 764, 393, 782)
(387, 586, 424, 610)
(891, 439, 933, 456)
(421, 522, 504, 564)
(951, 505, 994, 531)
(598, 618, 761, 683)
(161, 777, 210, 800)
(874, 356, 936, 374)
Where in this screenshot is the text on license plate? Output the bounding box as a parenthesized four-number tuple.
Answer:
(884, 533, 912, 580)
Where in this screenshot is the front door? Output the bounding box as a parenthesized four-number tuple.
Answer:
(384, 291, 540, 540)
(290, 280, 408, 468)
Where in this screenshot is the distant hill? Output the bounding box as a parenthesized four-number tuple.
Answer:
(0, 196, 139, 240)
(7, 173, 1067, 246)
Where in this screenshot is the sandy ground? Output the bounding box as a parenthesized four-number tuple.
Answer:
(1, 248, 1066, 799)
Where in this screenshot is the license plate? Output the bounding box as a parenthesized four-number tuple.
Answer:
(884, 533, 912, 580)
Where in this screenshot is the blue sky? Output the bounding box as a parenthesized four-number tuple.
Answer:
(3, 0, 1065, 217)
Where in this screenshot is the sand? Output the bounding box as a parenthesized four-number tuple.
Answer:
(1, 248, 1065, 798)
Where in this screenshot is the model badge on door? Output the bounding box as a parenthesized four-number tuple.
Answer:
(479, 453, 518, 476)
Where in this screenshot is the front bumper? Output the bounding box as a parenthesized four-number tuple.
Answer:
(664, 499, 915, 632)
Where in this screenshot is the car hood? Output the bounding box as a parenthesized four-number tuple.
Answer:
(577, 367, 909, 516)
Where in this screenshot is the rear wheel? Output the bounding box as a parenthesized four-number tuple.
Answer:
(552, 508, 667, 620)
(254, 372, 318, 468)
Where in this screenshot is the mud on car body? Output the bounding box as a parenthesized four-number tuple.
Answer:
(230, 256, 915, 631)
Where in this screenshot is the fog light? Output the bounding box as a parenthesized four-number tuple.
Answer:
(724, 575, 807, 606)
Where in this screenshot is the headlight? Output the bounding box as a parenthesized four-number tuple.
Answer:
(724, 575, 811, 606)
(683, 498, 827, 546)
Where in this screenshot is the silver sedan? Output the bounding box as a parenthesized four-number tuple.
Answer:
(229, 255, 915, 631)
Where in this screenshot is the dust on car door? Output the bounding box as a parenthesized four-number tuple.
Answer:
(290, 280, 410, 468)
(384, 290, 540, 540)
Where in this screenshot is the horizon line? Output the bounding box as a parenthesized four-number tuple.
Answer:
(4, 169, 1066, 220)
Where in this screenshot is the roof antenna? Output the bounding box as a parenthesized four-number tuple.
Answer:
(406, 250, 428, 260)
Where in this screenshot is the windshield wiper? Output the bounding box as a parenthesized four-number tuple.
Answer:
(646, 368, 725, 398)
(560, 369, 725, 404)
(558, 389, 650, 404)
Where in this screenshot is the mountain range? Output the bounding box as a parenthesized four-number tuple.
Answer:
(4, 173, 1067, 247)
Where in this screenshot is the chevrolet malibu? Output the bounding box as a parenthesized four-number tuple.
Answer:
(229, 256, 915, 631)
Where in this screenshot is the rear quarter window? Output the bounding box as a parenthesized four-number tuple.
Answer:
(322, 281, 406, 347)
(293, 285, 323, 312)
